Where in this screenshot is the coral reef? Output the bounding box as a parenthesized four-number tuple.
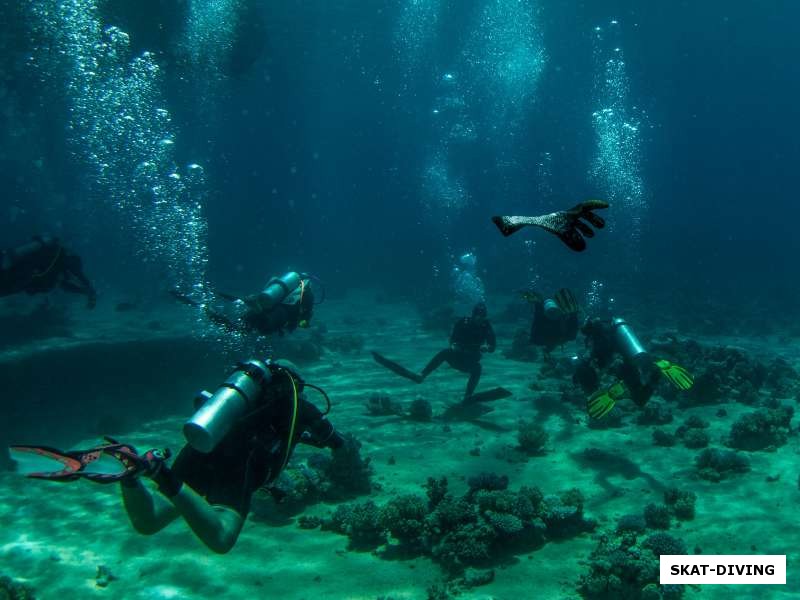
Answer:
(578, 531, 686, 600)
(695, 448, 750, 482)
(0, 574, 36, 600)
(517, 420, 549, 456)
(663, 488, 696, 521)
(323, 476, 593, 574)
(651, 429, 676, 447)
(616, 514, 647, 534)
(643, 503, 671, 530)
(727, 405, 794, 451)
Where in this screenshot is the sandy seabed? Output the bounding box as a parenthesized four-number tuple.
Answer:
(1, 291, 798, 600)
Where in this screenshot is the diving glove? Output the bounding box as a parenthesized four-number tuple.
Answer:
(587, 381, 627, 419)
(655, 360, 694, 390)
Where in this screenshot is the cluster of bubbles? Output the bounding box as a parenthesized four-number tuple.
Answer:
(421, 149, 469, 220)
(27, 1, 210, 311)
(451, 251, 486, 313)
(464, 0, 547, 128)
(585, 279, 615, 316)
(431, 72, 478, 144)
(394, 0, 443, 76)
(590, 20, 646, 246)
(181, 0, 242, 117)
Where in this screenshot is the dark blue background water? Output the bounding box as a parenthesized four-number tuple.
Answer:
(2, 0, 798, 317)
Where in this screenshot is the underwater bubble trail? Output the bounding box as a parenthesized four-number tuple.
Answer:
(28, 0, 212, 326)
(590, 21, 646, 249)
(464, 0, 547, 129)
(394, 0, 443, 75)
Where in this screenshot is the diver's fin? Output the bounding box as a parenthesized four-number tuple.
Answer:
(554, 288, 579, 314)
(587, 381, 627, 419)
(169, 289, 200, 307)
(465, 387, 513, 404)
(655, 360, 694, 390)
(491, 216, 526, 237)
(371, 351, 423, 383)
(216, 291, 243, 303)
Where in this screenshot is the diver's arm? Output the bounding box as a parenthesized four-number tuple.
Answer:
(169, 485, 245, 554)
(485, 323, 496, 353)
(121, 479, 179, 535)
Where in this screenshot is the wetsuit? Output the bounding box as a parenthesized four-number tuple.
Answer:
(530, 300, 579, 351)
(171, 371, 342, 516)
(573, 318, 660, 407)
(0, 236, 96, 307)
(421, 314, 496, 400)
(243, 284, 314, 336)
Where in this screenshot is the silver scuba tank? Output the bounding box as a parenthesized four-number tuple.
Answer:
(183, 359, 272, 453)
(611, 317, 647, 361)
(543, 298, 562, 320)
(251, 271, 302, 311)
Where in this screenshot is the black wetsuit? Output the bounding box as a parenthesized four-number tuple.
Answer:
(171, 371, 342, 516)
(0, 236, 96, 307)
(573, 318, 660, 407)
(243, 286, 314, 336)
(530, 301, 579, 351)
(422, 316, 496, 400)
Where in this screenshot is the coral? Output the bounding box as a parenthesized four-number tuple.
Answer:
(643, 504, 671, 530)
(0, 575, 36, 600)
(324, 434, 373, 498)
(541, 494, 595, 539)
(475, 490, 537, 521)
(727, 406, 794, 451)
(408, 398, 433, 422)
(365, 392, 403, 416)
(297, 515, 322, 529)
(642, 533, 688, 556)
(652, 429, 676, 447)
(380, 495, 428, 547)
(324, 501, 385, 550)
(432, 522, 495, 572)
(460, 567, 495, 588)
(578, 533, 680, 600)
(682, 429, 710, 449)
(467, 472, 509, 495)
(636, 402, 673, 426)
(517, 420, 549, 455)
(425, 476, 448, 509)
(683, 416, 709, 429)
(484, 510, 525, 536)
(695, 448, 751, 482)
(663, 488, 696, 521)
(616, 514, 647, 535)
(764, 357, 799, 397)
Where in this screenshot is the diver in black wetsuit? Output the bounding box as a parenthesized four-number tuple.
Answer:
(373, 302, 498, 402)
(528, 288, 581, 353)
(172, 271, 317, 337)
(122, 360, 344, 553)
(0, 235, 96, 308)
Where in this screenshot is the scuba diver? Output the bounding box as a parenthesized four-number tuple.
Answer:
(526, 288, 581, 353)
(372, 302, 509, 403)
(492, 199, 609, 252)
(11, 358, 345, 554)
(0, 235, 97, 308)
(172, 271, 319, 337)
(574, 317, 694, 419)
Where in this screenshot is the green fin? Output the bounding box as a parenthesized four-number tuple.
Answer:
(554, 288, 579, 314)
(587, 381, 627, 419)
(655, 360, 694, 390)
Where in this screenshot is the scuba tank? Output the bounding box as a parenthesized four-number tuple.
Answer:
(611, 317, 647, 361)
(248, 271, 303, 312)
(184, 359, 272, 453)
(543, 298, 561, 320)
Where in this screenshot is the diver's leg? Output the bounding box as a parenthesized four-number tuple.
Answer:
(170, 486, 244, 554)
(420, 349, 450, 380)
(121, 479, 179, 535)
(464, 362, 482, 401)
